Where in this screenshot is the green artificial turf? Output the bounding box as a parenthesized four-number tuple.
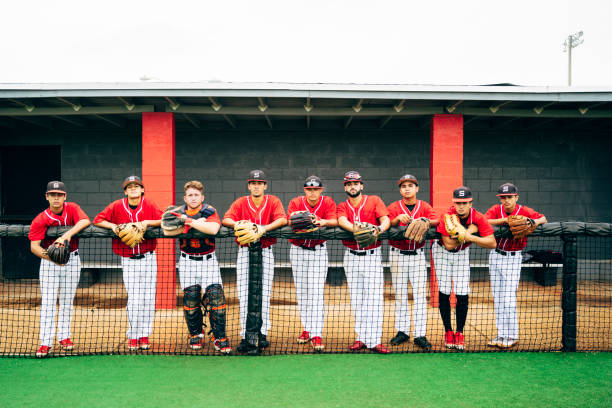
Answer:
(1, 353, 610, 408)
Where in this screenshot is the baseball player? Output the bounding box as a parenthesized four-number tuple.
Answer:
(93, 176, 162, 351)
(222, 170, 287, 352)
(434, 186, 496, 351)
(337, 171, 391, 354)
(162, 180, 231, 354)
(287, 175, 337, 351)
(29, 181, 91, 358)
(387, 174, 439, 351)
(485, 183, 547, 349)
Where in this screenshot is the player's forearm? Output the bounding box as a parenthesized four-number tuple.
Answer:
(469, 234, 496, 249)
(390, 215, 402, 227)
(59, 218, 91, 241)
(320, 218, 338, 227)
(142, 219, 161, 228)
(222, 218, 236, 228)
(189, 219, 221, 235)
(441, 234, 459, 250)
(377, 216, 390, 232)
(30, 241, 50, 261)
(94, 220, 118, 233)
(534, 216, 547, 226)
(487, 218, 507, 226)
(265, 217, 287, 232)
(428, 218, 440, 227)
(338, 217, 353, 232)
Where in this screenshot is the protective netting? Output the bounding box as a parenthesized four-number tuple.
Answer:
(0, 223, 610, 357)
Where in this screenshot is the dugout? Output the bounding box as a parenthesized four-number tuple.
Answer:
(0, 82, 611, 286)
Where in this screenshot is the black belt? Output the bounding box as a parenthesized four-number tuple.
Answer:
(298, 244, 324, 251)
(495, 248, 519, 256)
(130, 251, 152, 260)
(349, 249, 375, 256)
(437, 240, 460, 253)
(391, 247, 419, 256)
(181, 253, 212, 261)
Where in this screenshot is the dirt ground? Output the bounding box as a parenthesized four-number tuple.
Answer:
(0, 279, 610, 357)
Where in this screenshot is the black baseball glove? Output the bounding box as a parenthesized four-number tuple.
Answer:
(46, 240, 71, 265)
(290, 211, 319, 233)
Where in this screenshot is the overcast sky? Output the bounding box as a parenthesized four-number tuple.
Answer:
(1, 0, 610, 86)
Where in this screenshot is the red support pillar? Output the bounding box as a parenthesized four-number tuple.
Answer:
(429, 114, 463, 307)
(142, 113, 176, 310)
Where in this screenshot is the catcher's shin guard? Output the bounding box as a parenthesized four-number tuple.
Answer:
(183, 285, 203, 336)
(203, 284, 228, 342)
(245, 241, 264, 353)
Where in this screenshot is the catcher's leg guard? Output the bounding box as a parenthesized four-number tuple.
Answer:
(203, 284, 228, 342)
(183, 285, 203, 336)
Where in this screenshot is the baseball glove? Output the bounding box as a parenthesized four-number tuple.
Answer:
(444, 214, 466, 244)
(46, 240, 71, 265)
(404, 217, 431, 243)
(507, 215, 537, 239)
(161, 206, 185, 232)
(353, 222, 380, 249)
(290, 211, 318, 233)
(116, 222, 146, 248)
(234, 220, 266, 245)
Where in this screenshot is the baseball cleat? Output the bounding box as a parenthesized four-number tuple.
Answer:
(297, 331, 311, 344)
(36, 345, 50, 358)
(444, 330, 455, 349)
(487, 336, 504, 348)
(59, 338, 74, 350)
(128, 339, 139, 350)
(138, 337, 150, 350)
(311, 336, 325, 351)
(371, 344, 391, 354)
(189, 335, 202, 350)
(390, 331, 410, 346)
(349, 340, 367, 351)
(258, 334, 270, 349)
(214, 338, 232, 354)
(237, 339, 249, 353)
(413, 336, 432, 351)
(454, 332, 465, 351)
(499, 338, 518, 349)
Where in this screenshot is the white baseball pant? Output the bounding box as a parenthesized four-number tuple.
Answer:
(290, 244, 328, 338)
(489, 249, 523, 340)
(120, 251, 157, 339)
(432, 242, 470, 296)
(236, 246, 274, 338)
(38, 251, 81, 347)
(389, 247, 428, 338)
(178, 252, 223, 291)
(343, 247, 384, 348)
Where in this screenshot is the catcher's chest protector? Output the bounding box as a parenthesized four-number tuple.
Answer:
(180, 204, 217, 253)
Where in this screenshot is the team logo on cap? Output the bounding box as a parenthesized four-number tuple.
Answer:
(502, 185, 509, 192)
(253, 171, 261, 178)
(458, 190, 465, 197)
(53, 182, 59, 188)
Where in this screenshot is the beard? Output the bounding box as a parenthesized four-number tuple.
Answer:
(346, 190, 361, 198)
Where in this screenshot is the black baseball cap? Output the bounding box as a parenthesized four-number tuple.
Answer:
(247, 170, 267, 183)
(304, 175, 323, 188)
(122, 175, 144, 190)
(343, 170, 362, 184)
(398, 174, 419, 186)
(46, 181, 66, 194)
(452, 186, 473, 202)
(496, 183, 518, 196)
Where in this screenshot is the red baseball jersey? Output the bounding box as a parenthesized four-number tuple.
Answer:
(223, 195, 286, 249)
(337, 195, 389, 250)
(437, 206, 494, 251)
(287, 195, 337, 248)
(388, 199, 437, 250)
(93, 197, 163, 257)
(29, 202, 89, 251)
(485, 204, 543, 251)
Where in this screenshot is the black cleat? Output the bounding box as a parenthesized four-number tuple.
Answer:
(259, 334, 270, 350)
(237, 339, 249, 353)
(413, 336, 432, 351)
(389, 331, 410, 346)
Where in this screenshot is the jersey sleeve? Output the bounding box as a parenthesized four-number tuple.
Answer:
(336, 202, 348, 219)
(146, 199, 163, 219)
(522, 206, 544, 219)
(387, 201, 400, 219)
(484, 205, 499, 220)
(475, 212, 495, 236)
(223, 198, 242, 221)
(374, 196, 390, 219)
(421, 202, 437, 221)
(270, 196, 286, 221)
(437, 211, 450, 235)
(28, 214, 47, 241)
(71, 202, 90, 221)
(322, 197, 337, 219)
(93, 202, 115, 224)
(287, 198, 300, 216)
(206, 208, 222, 225)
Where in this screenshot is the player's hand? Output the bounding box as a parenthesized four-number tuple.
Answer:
(397, 214, 412, 225)
(55, 235, 70, 246)
(316, 218, 326, 227)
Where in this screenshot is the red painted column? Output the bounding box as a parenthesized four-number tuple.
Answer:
(142, 112, 176, 310)
(429, 114, 463, 307)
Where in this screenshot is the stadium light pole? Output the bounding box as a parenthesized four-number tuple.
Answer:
(563, 31, 584, 86)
